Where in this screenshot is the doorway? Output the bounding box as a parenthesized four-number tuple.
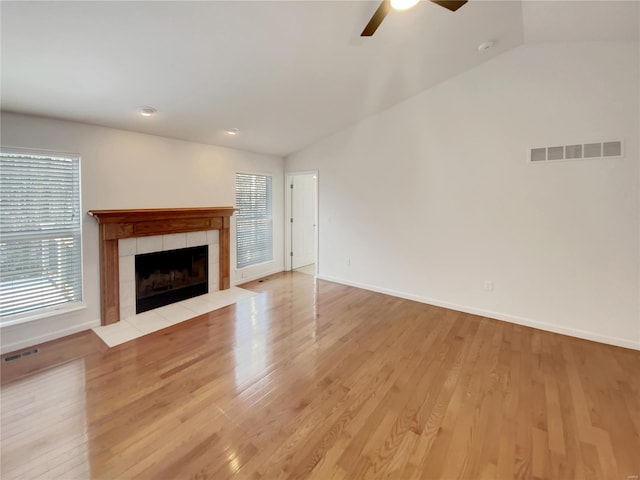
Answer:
(285, 172, 318, 274)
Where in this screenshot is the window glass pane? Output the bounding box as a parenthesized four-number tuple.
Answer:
(235, 173, 273, 269)
(0, 151, 83, 320)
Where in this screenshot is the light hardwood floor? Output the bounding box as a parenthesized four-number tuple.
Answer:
(1, 272, 639, 479)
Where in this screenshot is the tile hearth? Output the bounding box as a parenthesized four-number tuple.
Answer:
(93, 287, 256, 347)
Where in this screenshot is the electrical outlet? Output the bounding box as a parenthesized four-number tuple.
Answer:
(346, 258, 351, 266)
(484, 280, 493, 291)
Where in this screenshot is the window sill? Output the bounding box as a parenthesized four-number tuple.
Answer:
(0, 303, 87, 328)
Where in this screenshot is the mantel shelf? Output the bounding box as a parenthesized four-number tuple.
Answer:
(88, 207, 235, 225)
(88, 207, 234, 326)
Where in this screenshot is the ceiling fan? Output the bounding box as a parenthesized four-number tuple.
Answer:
(361, 0, 468, 37)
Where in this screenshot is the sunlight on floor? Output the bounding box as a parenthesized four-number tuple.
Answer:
(0, 360, 89, 479)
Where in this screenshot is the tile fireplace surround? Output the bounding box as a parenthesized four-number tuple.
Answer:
(118, 231, 220, 319)
(88, 207, 234, 325)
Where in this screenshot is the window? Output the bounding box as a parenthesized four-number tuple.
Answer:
(235, 173, 273, 269)
(0, 149, 83, 322)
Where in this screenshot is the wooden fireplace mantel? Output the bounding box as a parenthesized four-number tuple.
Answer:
(88, 207, 235, 325)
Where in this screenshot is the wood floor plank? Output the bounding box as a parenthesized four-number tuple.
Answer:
(1, 271, 639, 479)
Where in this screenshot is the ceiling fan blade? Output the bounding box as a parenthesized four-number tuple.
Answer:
(361, 0, 391, 37)
(429, 0, 468, 12)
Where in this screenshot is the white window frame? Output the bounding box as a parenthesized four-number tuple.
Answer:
(235, 171, 274, 270)
(0, 147, 84, 326)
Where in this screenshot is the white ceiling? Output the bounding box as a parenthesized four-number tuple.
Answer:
(1, 1, 638, 157)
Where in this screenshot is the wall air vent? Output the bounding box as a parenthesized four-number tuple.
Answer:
(529, 140, 623, 163)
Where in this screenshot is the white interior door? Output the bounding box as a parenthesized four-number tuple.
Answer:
(291, 174, 317, 269)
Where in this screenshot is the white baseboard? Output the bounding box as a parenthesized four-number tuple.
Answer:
(1, 318, 101, 355)
(316, 274, 640, 351)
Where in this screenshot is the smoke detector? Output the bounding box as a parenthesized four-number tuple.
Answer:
(137, 106, 157, 117)
(477, 41, 494, 52)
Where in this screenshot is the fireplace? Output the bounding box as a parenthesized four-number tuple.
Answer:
(135, 245, 208, 314)
(87, 207, 234, 325)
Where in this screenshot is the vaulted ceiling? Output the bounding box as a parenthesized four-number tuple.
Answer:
(1, 1, 638, 156)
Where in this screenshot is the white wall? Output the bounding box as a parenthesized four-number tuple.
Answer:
(0, 112, 285, 353)
(286, 41, 640, 350)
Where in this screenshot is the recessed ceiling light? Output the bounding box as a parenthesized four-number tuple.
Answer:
(390, 0, 420, 11)
(477, 41, 494, 52)
(225, 128, 240, 136)
(137, 106, 157, 117)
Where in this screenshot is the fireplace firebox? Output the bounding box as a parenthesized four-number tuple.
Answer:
(135, 245, 208, 314)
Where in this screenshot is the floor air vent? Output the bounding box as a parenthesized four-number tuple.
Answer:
(4, 348, 39, 362)
(530, 141, 623, 163)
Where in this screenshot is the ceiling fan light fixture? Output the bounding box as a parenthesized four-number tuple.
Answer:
(390, 0, 420, 11)
(225, 128, 240, 136)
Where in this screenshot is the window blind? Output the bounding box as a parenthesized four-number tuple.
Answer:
(0, 151, 83, 320)
(235, 173, 273, 269)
